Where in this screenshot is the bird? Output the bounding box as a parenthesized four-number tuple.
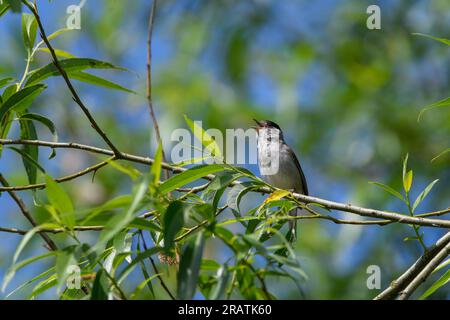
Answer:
(253, 119, 308, 242)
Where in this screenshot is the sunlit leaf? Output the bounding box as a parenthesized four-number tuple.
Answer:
(21, 13, 37, 51)
(403, 170, 413, 193)
(25, 58, 127, 86)
(45, 175, 75, 228)
(417, 97, 450, 122)
(369, 181, 406, 203)
(412, 33, 450, 46)
(69, 71, 135, 94)
(159, 164, 227, 194)
(184, 114, 222, 158)
(0, 84, 46, 121)
(419, 268, 450, 300)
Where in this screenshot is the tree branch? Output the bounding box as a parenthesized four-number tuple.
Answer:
(1, 138, 449, 229)
(374, 231, 450, 300)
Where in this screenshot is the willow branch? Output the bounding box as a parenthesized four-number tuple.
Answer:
(397, 240, 450, 300)
(1, 139, 449, 229)
(374, 231, 450, 300)
(22, 1, 121, 156)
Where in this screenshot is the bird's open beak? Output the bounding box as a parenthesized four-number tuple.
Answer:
(252, 119, 262, 130)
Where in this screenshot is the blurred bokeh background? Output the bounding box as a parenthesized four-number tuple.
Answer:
(0, 0, 449, 299)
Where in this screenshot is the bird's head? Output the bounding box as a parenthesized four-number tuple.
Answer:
(252, 119, 284, 139)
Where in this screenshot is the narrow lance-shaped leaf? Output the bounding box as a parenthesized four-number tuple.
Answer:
(20, 113, 58, 159)
(369, 181, 406, 204)
(25, 58, 127, 86)
(151, 142, 163, 188)
(0, 84, 46, 121)
(418, 97, 450, 122)
(45, 175, 76, 228)
(19, 118, 39, 185)
(69, 71, 136, 94)
(412, 179, 439, 212)
(419, 268, 450, 300)
(163, 201, 186, 252)
(21, 13, 37, 52)
(184, 114, 222, 159)
(177, 232, 205, 299)
(159, 164, 227, 194)
(403, 170, 413, 194)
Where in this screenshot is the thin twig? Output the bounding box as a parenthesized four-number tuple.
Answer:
(397, 240, 450, 300)
(375, 231, 450, 300)
(0, 156, 114, 191)
(146, 0, 169, 181)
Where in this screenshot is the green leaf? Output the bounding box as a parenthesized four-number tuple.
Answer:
(56, 247, 77, 293)
(419, 268, 450, 300)
(45, 175, 75, 228)
(184, 114, 222, 158)
(38, 48, 76, 59)
(20, 113, 58, 158)
(129, 217, 162, 232)
(0, 84, 46, 121)
(21, 13, 37, 51)
(20, 113, 58, 142)
(69, 71, 135, 94)
(368, 181, 406, 203)
(2, 227, 40, 292)
(19, 118, 39, 184)
(0, 2, 11, 17)
(163, 201, 186, 252)
(210, 264, 230, 300)
(25, 58, 127, 86)
(0, 77, 14, 89)
(29, 275, 57, 299)
(412, 179, 439, 212)
(91, 269, 109, 300)
(418, 97, 450, 122)
(159, 164, 227, 194)
(1, 251, 55, 295)
(402, 153, 409, 183)
(403, 170, 413, 193)
(4, 0, 21, 13)
(201, 259, 221, 271)
(7, 146, 45, 174)
(178, 232, 205, 299)
(151, 142, 163, 187)
(431, 148, 450, 162)
(412, 33, 450, 46)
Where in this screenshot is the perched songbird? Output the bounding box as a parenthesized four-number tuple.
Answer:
(253, 119, 308, 241)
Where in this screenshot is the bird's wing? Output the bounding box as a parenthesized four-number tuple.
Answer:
(288, 147, 309, 195)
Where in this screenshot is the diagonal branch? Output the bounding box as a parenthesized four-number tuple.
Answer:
(374, 231, 450, 300)
(21, 1, 121, 156)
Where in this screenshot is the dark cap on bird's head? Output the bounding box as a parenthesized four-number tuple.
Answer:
(253, 119, 282, 131)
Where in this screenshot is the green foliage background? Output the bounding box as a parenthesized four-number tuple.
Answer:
(0, 0, 449, 299)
